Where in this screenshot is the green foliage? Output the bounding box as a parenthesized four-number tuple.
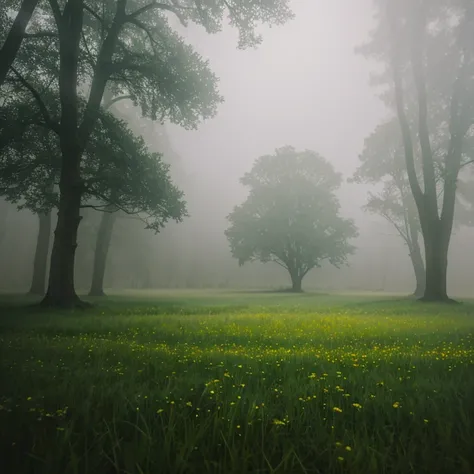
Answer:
(226, 147, 358, 288)
(1, 292, 474, 473)
(0, 94, 187, 229)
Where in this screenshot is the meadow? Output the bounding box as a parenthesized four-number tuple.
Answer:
(0, 290, 473, 474)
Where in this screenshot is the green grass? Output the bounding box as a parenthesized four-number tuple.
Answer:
(1, 290, 474, 474)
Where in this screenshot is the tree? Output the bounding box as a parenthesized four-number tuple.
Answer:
(225, 146, 358, 292)
(88, 92, 183, 296)
(3, 0, 293, 307)
(359, 0, 474, 302)
(352, 120, 426, 296)
(0, 93, 187, 296)
(353, 116, 474, 297)
(85, 110, 188, 297)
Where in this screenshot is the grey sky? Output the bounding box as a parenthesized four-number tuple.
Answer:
(168, 0, 387, 215)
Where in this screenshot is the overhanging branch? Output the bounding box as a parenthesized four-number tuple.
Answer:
(9, 67, 60, 134)
(126, 1, 188, 25)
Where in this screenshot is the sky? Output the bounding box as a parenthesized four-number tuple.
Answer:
(168, 0, 388, 219)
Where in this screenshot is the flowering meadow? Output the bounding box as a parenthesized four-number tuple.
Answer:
(1, 292, 473, 473)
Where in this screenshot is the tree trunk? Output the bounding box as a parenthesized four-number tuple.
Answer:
(89, 210, 116, 296)
(41, 163, 85, 308)
(406, 217, 425, 297)
(0, 0, 40, 85)
(289, 271, 303, 293)
(29, 212, 51, 295)
(409, 247, 425, 298)
(41, 2, 86, 308)
(421, 229, 450, 302)
(0, 201, 8, 246)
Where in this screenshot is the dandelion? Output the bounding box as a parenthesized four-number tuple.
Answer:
(392, 402, 400, 408)
(186, 401, 192, 407)
(352, 403, 362, 409)
(333, 407, 343, 413)
(345, 446, 352, 452)
(272, 418, 286, 426)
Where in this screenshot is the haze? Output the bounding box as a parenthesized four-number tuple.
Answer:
(1, 0, 473, 296)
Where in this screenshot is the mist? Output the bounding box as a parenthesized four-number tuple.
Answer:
(1, 0, 474, 297)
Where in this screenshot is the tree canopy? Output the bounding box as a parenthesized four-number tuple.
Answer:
(0, 95, 187, 230)
(225, 146, 358, 292)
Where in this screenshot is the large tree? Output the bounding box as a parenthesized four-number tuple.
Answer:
(2, 0, 293, 307)
(353, 117, 474, 297)
(225, 146, 358, 292)
(359, 0, 474, 302)
(0, 94, 187, 296)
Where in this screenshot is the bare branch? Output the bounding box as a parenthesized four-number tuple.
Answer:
(83, 4, 104, 25)
(103, 94, 133, 110)
(126, 1, 188, 26)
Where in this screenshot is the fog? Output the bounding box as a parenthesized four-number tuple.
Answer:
(1, 0, 474, 296)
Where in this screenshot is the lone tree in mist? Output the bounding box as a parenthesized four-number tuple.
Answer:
(225, 146, 358, 292)
(1, 0, 293, 308)
(360, 0, 474, 302)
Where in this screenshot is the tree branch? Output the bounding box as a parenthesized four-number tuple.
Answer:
(126, 17, 160, 53)
(23, 31, 58, 39)
(387, 8, 424, 209)
(9, 67, 60, 134)
(440, 3, 474, 230)
(126, 1, 188, 25)
(48, 0, 62, 29)
(0, 0, 40, 86)
(83, 4, 104, 25)
(103, 94, 133, 110)
(410, 6, 438, 207)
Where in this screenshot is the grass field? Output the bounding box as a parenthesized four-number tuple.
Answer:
(1, 290, 473, 474)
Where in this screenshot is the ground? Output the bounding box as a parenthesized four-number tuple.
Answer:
(0, 290, 473, 474)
